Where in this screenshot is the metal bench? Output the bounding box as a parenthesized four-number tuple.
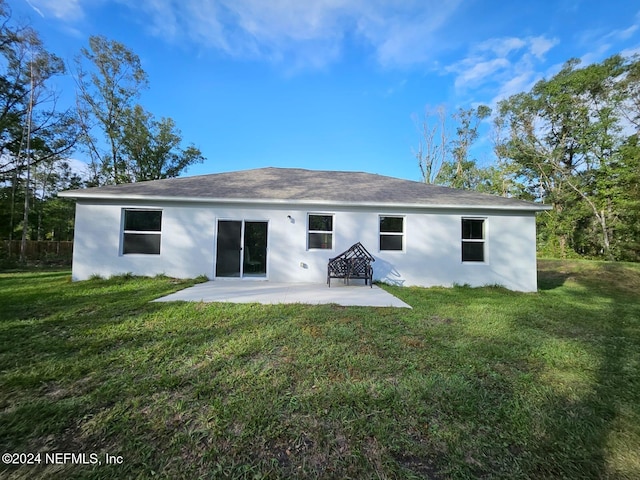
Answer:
(327, 242, 375, 287)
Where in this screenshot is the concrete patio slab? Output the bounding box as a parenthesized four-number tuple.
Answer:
(153, 280, 411, 308)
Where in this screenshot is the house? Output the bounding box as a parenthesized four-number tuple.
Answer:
(58, 167, 550, 292)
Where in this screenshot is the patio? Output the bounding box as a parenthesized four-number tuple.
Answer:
(153, 280, 411, 308)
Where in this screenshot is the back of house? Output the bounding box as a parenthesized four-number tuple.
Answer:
(59, 167, 550, 292)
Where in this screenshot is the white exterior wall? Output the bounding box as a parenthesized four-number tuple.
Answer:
(71, 201, 539, 292)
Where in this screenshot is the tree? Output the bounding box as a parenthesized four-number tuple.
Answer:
(619, 54, 640, 129)
(495, 54, 637, 259)
(0, 1, 78, 262)
(31, 159, 82, 241)
(415, 105, 492, 189)
(448, 105, 491, 189)
(414, 105, 449, 184)
(121, 105, 204, 181)
(75, 36, 204, 185)
(75, 35, 148, 185)
(601, 134, 640, 260)
(0, 2, 77, 177)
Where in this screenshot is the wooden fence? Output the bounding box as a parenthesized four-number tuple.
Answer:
(1, 240, 73, 262)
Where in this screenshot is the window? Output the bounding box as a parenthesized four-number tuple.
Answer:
(461, 218, 485, 262)
(122, 209, 162, 254)
(379, 216, 404, 251)
(308, 214, 333, 249)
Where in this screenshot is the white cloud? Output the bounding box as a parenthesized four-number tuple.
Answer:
(156, 0, 466, 68)
(529, 36, 558, 59)
(476, 37, 527, 57)
(491, 71, 538, 105)
(614, 24, 639, 41)
(579, 43, 613, 67)
(26, 0, 88, 21)
(30, 0, 466, 70)
(355, 0, 464, 67)
(575, 12, 640, 65)
(454, 58, 510, 89)
(600, 20, 640, 43)
(448, 35, 557, 104)
(25, 1, 43, 17)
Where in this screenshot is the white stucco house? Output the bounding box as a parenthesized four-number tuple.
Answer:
(59, 167, 550, 291)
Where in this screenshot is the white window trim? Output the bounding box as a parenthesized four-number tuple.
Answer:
(121, 208, 163, 255)
(378, 215, 405, 252)
(307, 213, 335, 251)
(461, 217, 487, 264)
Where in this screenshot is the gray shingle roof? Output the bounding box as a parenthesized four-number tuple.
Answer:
(59, 167, 548, 211)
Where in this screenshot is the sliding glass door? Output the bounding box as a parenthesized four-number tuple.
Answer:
(215, 220, 267, 278)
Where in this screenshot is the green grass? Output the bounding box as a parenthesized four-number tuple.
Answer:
(1, 260, 639, 479)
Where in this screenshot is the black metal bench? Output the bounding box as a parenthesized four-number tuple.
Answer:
(327, 242, 375, 287)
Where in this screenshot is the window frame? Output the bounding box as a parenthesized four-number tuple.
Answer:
(379, 215, 405, 252)
(121, 208, 163, 255)
(461, 217, 486, 263)
(307, 213, 334, 250)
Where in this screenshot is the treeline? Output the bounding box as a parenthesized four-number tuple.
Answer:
(0, 1, 203, 257)
(416, 55, 640, 261)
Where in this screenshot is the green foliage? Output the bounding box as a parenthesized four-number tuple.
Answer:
(606, 135, 640, 260)
(121, 105, 204, 181)
(0, 2, 78, 174)
(416, 105, 498, 190)
(1, 17, 205, 246)
(75, 36, 204, 185)
(495, 54, 640, 260)
(1, 261, 639, 478)
(75, 35, 148, 185)
(0, 1, 79, 249)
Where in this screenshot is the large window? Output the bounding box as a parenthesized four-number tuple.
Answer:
(122, 209, 162, 254)
(461, 218, 485, 262)
(379, 216, 404, 251)
(308, 214, 333, 249)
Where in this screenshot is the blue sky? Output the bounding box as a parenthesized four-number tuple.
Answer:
(12, 0, 640, 182)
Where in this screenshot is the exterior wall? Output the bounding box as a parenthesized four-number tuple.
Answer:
(71, 200, 539, 292)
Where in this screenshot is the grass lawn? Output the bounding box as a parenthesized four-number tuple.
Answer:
(1, 260, 639, 479)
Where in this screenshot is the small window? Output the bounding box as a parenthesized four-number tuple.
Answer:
(380, 216, 404, 251)
(122, 209, 162, 254)
(462, 218, 485, 262)
(308, 214, 333, 249)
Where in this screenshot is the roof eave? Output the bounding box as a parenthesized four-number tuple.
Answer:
(58, 191, 552, 212)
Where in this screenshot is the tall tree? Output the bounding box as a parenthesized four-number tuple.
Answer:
(75, 35, 148, 185)
(495, 54, 636, 258)
(448, 105, 492, 189)
(415, 105, 449, 184)
(0, 0, 78, 260)
(32, 158, 82, 241)
(619, 54, 640, 129)
(602, 134, 640, 260)
(0, 2, 78, 176)
(415, 105, 493, 190)
(75, 36, 204, 185)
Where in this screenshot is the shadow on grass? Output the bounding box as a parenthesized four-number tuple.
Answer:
(537, 259, 571, 290)
(532, 304, 634, 477)
(522, 262, 639, 478)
